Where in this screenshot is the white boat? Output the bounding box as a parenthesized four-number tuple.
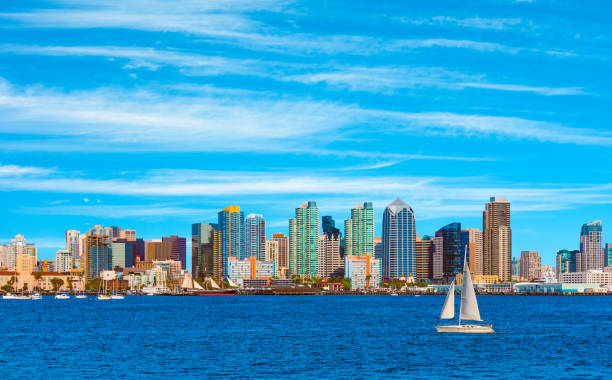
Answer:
(31, 292, 43, 300)
(55, 293, 70, 299)
(3, 293, 32, 300)
(97, 294, 112, 300)
(110, 294, 125, 300)
(75, 294, 87, 299)
(390, 293, 399, 296)
(436, 250, 494, 334)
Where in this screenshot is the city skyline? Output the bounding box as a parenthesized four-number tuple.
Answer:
(0, 1, 611, 265)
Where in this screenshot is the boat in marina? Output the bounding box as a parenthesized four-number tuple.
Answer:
(436, 250, 494, 334)
(3, 293, 31, 300)
(55, 293, 70, 299)
(31, 292, 42, 300)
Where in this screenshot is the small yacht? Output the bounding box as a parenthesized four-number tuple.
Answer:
(436, 250, 494, 334)
(55, 293, 70, 300)
(110, 294, 125, 300)
(75, 294, 87, 299)
(97, 294, 112, 300)
(31, 292, 43, 300)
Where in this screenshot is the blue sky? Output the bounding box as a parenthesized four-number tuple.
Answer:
(0, 0, 611, 266)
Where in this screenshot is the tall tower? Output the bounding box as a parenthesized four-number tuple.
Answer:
(382, 198, 416, 279)
(436, 222, 462, 279)
(461, 228, 483, 275)
(245, 214, 266, 260)
(289, 201, 319, 278)
(579, 221, 603, 271)
(344, 202, 374, 257)
(66, 230, 81, 259)
(520, 251, 541, 280)
(192, 223, 218, 280)
(483, 196, 512, 282)
(218, 206, 245, 277)
(270, 233, 289, 279)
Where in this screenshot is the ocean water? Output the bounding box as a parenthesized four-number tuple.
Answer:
(0, 295, 611, 379)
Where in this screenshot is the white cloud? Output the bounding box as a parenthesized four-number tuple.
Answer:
(0, 164, 54, 176)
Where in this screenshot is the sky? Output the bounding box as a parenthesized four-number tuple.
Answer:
(0, 0, 611, 266)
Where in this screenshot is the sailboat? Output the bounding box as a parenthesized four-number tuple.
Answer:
(97, 278, 111, 300)
(436, 250, 494, 333)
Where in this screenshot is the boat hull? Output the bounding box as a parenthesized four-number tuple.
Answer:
(196, 289, 237, 296)
(436, 324, 494, 333)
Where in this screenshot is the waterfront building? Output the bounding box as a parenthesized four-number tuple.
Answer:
(191, 223, 217, 279)
(382, 198, 416, 279)
(38, 259, 54, 272)
(265, 239, 279, 267)
(245, 214, 266, 260)
(578, 221, 604, 271)
(17, 250, 37, 278)
(0, 245, 8, 269)
(227, 256, 275, 286)
(218, 206, 245, 276)
(162, 235, 187, 269)
(435, 222, 462, 279)
(560, 270, 612, 286)
(461, 228, 483, 275)
(66, 230, 81, 259)
(344, 202, 374, 257)
(85, 232, 112, 281)
(345, 255, 381, 290)
(289, 201, 319, 278)
(606, 243, 612, 267)
(55, 249, 73, 272)
(520, 251, 541, 281)
(0, 271, 84, 292)
(317, 233, 343, 279)
(270, 233, 289, 279)
(540, 265, 555, 280)
(415, 235, 433, 281)
(483, 196, 512, 282)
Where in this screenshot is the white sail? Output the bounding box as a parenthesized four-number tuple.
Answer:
(439, 281, 455, 319)
(181, 275, 192, 289)
(193, 280, 205, 290)
(459, 252, 482, 321)
(208, 278, 220, 289)
(226, 277, 239, 288)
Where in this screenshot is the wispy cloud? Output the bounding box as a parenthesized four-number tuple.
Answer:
(0, 163, 54, 176)
(399, 16, 528, 31)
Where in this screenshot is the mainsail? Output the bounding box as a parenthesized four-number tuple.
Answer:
(459, 252, 482, 321)
(439, 281, 455, 319)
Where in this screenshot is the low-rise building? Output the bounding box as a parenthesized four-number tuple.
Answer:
(560, 270, 612, 286)
(227, 256, 275, 287)
(344, 255, 381, 290)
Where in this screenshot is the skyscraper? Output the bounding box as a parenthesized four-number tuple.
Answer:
(289, 201, 319, 278)
(317, 232, 343, 279)
(66, 230, 81, 259)
(416, 235, 434, 281)
(322, 216, 340, 237)
(483, 196, 512, 282)
(8, 234, 28, 271)
(85, 233, 111, 281)
(520, 251, 541, 280)
(162, 235, 187, 269)
(270, 233, 289, 279)
(382, 198, 416, 280)
(344, 202, 374, 257)
(218, 206, 245, 276)
(435, 222, 462, 279)
(55, 249, 72, 273)
(461, 228, 483, 275)
(578, 221, 603, 271)
(0, 245, 8, 269)
(192, 223, 218, 280)
(556, 249, 578, 278)
(245, 214, 266, 260)
(606, 243, 612, 267)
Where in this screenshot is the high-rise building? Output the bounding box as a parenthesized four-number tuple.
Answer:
(436, 222, 462, 279)
(192, 223, 218, 280)
(382, 198, 416, 280)
(85, 233, 111, 281)
(8, 234, 28, 271)
(322, 216, 340, 237)
(555, 249, 579, 278)
(245, 214, 266, 260)
(461, 228, 483, 275)
(511, 257, 520, 278)
(66, 230, 81, 259)
(432, 236, 443, 281)
(606, 243, 612, 267)
(265, 239, 279, 271)
(416, 235, 434, 281)
(344, 202, 374, 257)
(0, 244, 8, 269)
(520, 251, 541, 280)
(110, 240, 133, 269)
(374, 237, 383, 261)
(218, 206, 245, 276)
(270, 233, 289, 279)
(162, 235, 187, 269)
(483, 196, 512, 282)
(344, 255, 381, 290)
(317, 233, 343, 279)
(55, 249, 73, 272)
(578, 221, 604, 271)
(119, 229, 137, 241)
(289, 201, 319, 278)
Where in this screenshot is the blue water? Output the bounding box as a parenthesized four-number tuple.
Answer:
(1, 295, 611, 379)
